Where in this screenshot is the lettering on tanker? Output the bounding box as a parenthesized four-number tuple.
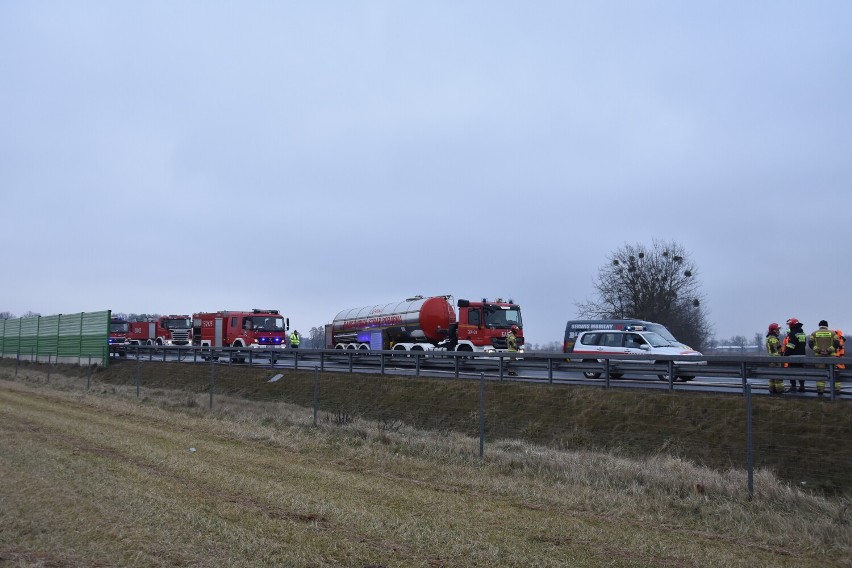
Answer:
(342, 314, 404, 329)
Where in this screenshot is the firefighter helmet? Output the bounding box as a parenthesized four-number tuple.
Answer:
(510, 325, 519, 332)
(786, 318, 799, 327)
(768, 323, 780, 333)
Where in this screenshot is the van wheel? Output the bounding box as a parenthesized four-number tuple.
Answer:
(582, 361, 601, 379)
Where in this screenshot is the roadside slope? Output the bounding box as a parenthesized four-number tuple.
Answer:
(1, 377, 849, 567)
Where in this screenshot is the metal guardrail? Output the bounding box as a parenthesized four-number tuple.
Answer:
(112, 346, 852, 400)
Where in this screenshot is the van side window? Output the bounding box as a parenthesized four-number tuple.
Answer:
(601, 333, 621, 347)
(582, 333, 601, 345)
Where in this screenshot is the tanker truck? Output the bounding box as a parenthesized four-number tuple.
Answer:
(325, 295, 523, 353)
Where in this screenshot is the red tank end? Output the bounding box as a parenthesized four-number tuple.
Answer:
(419, 297, 455, 342)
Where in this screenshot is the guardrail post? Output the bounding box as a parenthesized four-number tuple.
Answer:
(604, 359, 610, 389)
(415, 352, 421, 376)
(667, 361, 675, 391)
(348, 351, 353, 373)
(380, 352, 385, 375)
(136, 356, 141, 398)
(248, 349, 253, 367)
(454, 352, 459, 379)
(740, 362, 748, 395)
(320, 350, 325, 372)
(499, 356, 504, 381)
(294, 350, 299, 371)
(479, 372, 486, 458)
(746, 383, 754, 499)
(209, 357, 216, 409)
(829, 363, 836, 400)
(313, 367, 319, 427)
(548, 357, 554, 384)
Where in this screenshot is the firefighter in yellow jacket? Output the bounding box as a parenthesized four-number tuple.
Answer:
(765, 323, 784, 394)
(782, 318, 807, 392)
(808, 320, 838, 396)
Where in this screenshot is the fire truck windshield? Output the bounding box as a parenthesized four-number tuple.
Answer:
(110, 322, 129, 333)
(164, 318, 191, 329)
(251, 317, 285, 332)
(484, 306, 522, 329)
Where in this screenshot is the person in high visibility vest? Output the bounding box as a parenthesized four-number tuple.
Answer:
(506, 325, 519, 376)
(289, 330, 301, 349)
(765, 323, 785, 394)
(782, 318, 807, 392)
(808, 320, 838, 396)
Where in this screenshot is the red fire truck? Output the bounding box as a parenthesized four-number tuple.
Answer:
(192, 309, 289, 361)
(108, 317, 131, 357)
(325, 295, 523, 352)
(128, 315, 193, 346)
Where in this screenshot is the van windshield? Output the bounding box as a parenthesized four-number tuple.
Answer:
(642, 332, 672, 347)
(642, 323, 677, 342)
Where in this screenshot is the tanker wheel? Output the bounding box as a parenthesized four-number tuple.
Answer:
(455, 345, 473, 360)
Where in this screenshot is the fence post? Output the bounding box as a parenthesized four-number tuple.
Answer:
(47, 354, 51, 383)
(479, 372, 486, 458)
(87, 355, 92, 389)
(829, 363, 836, 401)
(136, 356, 141, 398)
(746, 383, 754, 499)
(313, 367, 319, 427)
(209, 357, 216, 409)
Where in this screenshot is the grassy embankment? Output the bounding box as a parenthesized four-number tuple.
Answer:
(1, 361, 850, 567)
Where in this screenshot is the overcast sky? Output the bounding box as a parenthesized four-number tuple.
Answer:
(2, 1, 851, 346)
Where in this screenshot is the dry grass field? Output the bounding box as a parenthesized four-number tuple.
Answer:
(1, 362, 850, 567)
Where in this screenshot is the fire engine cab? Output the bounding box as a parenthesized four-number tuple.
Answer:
(192, 309, 289, 361)
(128, 315, 192, 346)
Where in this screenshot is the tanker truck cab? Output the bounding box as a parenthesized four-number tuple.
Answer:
(456, 298, 524, 353)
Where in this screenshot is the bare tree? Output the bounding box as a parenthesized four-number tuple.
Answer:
(20, 311, 41, 319)
(576, 239, 712, 350)
(0, 311, 14, 320)
(305, 326, 326, 349)
(730, 335, 748, 351)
